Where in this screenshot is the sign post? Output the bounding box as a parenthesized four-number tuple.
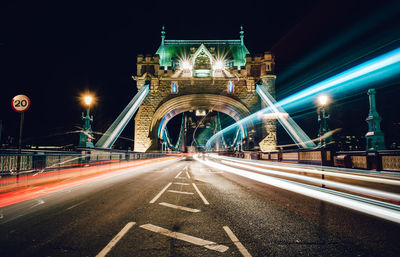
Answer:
(11, 95, 31, 176)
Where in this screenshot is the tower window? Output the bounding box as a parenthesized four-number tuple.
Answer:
(227, 81, 234, 93)
(171, 82, 178, 94)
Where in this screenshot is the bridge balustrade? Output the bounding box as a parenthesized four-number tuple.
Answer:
(0, 149, 168, 189)
(220, 149, 400, 172)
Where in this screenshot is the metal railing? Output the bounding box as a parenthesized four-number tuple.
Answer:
(0, 151, 168, 189)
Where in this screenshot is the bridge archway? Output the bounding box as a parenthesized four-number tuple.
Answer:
(132, 29, 277, 152)
(148, 94, 252, 150)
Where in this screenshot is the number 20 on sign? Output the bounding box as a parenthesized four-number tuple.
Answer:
(11, 95, 31, 112)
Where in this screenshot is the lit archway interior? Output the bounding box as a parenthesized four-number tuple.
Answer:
(149, 94, 253, 145)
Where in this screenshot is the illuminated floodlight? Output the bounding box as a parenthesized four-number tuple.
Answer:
(84, 96, 93, 106)
(180, 60, 192, 71)
(318, 94, 329, 106)
(213, 59, 225, 70)
(80, 92, 95, 107)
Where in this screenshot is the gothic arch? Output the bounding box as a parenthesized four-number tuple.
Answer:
(149, 94, 252, 144)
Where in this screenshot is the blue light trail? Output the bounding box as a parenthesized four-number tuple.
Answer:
(206, 47, 400, 149)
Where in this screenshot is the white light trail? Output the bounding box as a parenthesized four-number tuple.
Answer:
(219, 159, 400, 201)
(194, 155, 400, 224)
(213, 155, 400, 186)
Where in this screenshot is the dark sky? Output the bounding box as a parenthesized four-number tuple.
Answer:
(1, 0, 399, 148)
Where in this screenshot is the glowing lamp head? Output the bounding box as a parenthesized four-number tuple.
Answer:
(84, 95, 93, 106)
(181, 60, 192, 71)
(318, 94, 329, 106)
(213, 60, 225, 71)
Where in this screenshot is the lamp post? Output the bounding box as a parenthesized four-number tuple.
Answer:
(78, 94, 95, 148)
(317, 94, 331, 188)
(317, 94, 331, 148)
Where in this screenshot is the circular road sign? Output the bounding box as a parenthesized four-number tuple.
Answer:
(11, 95, 31, 112)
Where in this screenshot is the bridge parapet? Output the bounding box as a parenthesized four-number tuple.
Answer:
(220, 149, 400, 172)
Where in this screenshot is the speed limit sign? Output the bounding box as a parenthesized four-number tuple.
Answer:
(11, 95, 31, 112)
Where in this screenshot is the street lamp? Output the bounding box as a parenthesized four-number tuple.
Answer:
(317, 94, 331, 148)
(78, 93, 95, 148)
(317, 94, 331, 188)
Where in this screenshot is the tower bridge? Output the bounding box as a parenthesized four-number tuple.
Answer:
(95, 27, 314, 152)
(132, 27, 277, 152)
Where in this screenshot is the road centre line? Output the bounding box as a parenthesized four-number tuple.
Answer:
(159, 202, 200, 213)
(186, 171, 191, 179)
(149, 183, 172, 203)
(96, 222, 136, 257)
(173, 182, 190, 185)
(140, 224, 229, 253)
(168, 190, 194, 195)
(223, 226, 252, 257)
(192, 183, 210, 205)
(175, 171, 183, 178)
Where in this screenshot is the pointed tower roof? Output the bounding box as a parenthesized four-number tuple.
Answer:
(156, 27, 250, 68)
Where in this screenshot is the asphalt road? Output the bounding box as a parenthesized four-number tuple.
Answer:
(1, 156, 400, 256)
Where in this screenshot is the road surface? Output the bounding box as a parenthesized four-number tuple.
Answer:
(1, 155, 400, 256)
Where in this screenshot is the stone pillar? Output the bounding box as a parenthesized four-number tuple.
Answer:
(365, 88, 385, 151)
(259, 74, 277, 152)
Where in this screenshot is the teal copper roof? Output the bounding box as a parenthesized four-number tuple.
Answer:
(156, 39, 250, 68)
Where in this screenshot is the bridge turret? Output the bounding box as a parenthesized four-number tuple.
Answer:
(365, 88, 386, 151)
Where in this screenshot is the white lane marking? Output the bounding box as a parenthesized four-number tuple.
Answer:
(140, 224, 228, 252)
(223, 226, 252, 257)
(186, 171, 191, 179)
(173, 182, 190, 185)
(29, 199, 45, 209)
(168, 190, 194, 195)
(192, 183, 210, 205)
(66, 200, 88, 211)
(195, 178, 208, 183)
(150, 183, 172, 203)
(96, 222, 136, 257)
(175, 171, 183, 178)
(159, 202, 200, 213)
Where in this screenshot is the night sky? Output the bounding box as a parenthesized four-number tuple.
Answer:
(1, 0, 399, 149)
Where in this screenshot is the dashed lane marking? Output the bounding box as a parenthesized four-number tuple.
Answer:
(149, 183, 172, 204)
(186, 171, 191, 179)
(195, 178, 208, 183)
(192, 183, 210, 205)
(140, 224, 229, 253)
(167, 190, 194, 195)
(173, 182, 190, 185)
(223, 226, 252, 257)
(159, 202, 200, 213)
(175, 171, 183, 179)
(96, 222, 136, 257)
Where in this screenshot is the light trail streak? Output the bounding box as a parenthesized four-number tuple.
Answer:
(213, 155, 400, 186)
(194, 155, 400, 224)
(219, 159, 400, 202)
(206, 47, 400, 149)
(0, 157, 179, 208)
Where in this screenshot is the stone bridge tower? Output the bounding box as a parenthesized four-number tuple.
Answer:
(133, 27, 276, 152)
